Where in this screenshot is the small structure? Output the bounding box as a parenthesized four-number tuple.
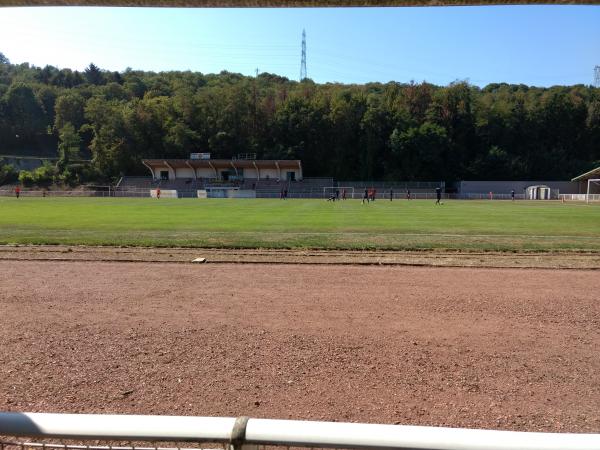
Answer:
(526, 185, 551, 200)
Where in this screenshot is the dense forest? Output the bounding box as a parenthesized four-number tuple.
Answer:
(0, 51, 599, 185)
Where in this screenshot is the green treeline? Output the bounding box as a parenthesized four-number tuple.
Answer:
(1, 51, 599, 183)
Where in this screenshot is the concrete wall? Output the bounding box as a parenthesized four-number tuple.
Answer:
(150, 189, 177, 198)
(256, 168, 302, 180)
(175, 168, 194, 178)
(459, 181, 579, 195)
(205, 188, 256, 198)
(196, 168, 215, 178)
(260, 168, 279, 180)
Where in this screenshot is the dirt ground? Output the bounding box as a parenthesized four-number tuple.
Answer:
(1, 244, 600, 269)
(1, 260, 599, 434)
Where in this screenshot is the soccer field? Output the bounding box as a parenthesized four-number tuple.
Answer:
(0, 197, 599, 251)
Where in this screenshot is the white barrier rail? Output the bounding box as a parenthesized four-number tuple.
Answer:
(0, 413, 234, 442)
(0, 190, 150, 198)
(2, 413, 600, 450)
(559, 194, 600, 202)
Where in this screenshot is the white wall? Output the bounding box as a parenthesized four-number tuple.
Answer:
(196, 168, 215, 178)
(243, 168, 258, 179)
(176, 168, 194, 178)
(261, 168, 279, 180)
(459, 181, 579, 195)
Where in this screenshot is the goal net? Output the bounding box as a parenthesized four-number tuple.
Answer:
(587, 179, 600, 203)
(323, 186, 354, 199)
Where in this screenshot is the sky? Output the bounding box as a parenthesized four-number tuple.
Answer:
(0, 5, 599, 87)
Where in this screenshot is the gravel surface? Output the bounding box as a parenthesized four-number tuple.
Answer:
(1, 261, 599, 432)
(1, 245, 600, 269)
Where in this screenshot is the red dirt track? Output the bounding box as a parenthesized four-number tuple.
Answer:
(1, 261, 599, 432)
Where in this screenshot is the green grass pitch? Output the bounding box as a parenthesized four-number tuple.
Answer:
(0, 197, 599, 252)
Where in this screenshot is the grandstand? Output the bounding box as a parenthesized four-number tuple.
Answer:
(142, 156, 303, 183)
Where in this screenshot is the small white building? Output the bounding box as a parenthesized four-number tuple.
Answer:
(525, 185, 551, 200)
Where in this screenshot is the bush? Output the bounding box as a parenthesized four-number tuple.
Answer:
(18, 163, 57, 187)
(18, 170, 35, 186)
(0, 159, 18, 185)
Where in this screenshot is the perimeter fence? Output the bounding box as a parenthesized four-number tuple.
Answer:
(2, 188, 600, 202)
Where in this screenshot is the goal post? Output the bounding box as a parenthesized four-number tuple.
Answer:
(587, 179, 600, 203)
(323, 186, 354, 199)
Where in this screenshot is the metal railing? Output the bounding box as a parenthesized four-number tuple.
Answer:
(0, 190, 149, 198)
(559, 194, 600, 202)
(1, 413, 600, 450)
(2, 188, 598, 202)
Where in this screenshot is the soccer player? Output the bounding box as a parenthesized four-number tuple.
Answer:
(362, 188, 369, 204)
(435, 187, 442, 205)
(335, 189, 339, 201)
(284, 188, 288, 200)
(156, 187, 161, 199)
(389, 188, 393, 201)
(511, 190, 515, 201)
(15, 186, 20, 199)
(406, 189, 411, 200)
(342, 189, 346, 200)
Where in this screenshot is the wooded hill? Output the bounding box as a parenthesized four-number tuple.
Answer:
(1, 51, 599, 184)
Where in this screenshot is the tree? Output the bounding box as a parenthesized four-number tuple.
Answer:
(54, 92, 85, 131)
(57, 123, 81, 171)
(0, 53, 599, 183)
(84, 63, 105, 85)
(390, 122, 448, 180)
(4, 82, 46, 140)
(0, 158, 17, 185)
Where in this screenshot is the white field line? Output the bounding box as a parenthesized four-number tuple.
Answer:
(1, 229, 599, 240)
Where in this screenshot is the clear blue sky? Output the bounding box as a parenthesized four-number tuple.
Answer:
(0, 5, 599, 87)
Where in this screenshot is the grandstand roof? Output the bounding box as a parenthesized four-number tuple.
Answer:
(3, 1, 600, 6)
(572, 166, 600, 182)
(143, 159, 301, 169)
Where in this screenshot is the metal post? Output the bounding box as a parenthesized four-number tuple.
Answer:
(587, 179, 591, 204)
